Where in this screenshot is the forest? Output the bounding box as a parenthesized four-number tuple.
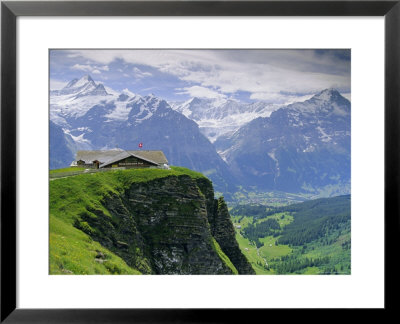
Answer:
(230, 195, 351, 274)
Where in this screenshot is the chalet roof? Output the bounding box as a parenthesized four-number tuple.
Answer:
(126, 150, 168, 165)
(76, 149, 125, 163)
(75, 149, 168, 167)
(99, 151, 132, 168)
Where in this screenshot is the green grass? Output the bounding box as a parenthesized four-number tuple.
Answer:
(234, 232, 270, 274)
(231, 213, 293, 274)
(169, 166, 206, 179)
(258, 236, 292, 260)
(49, 166, 209, 275)
(232, 215, 254, 228)
(50, 167, 86, 174)
(50, 167, 206, 219)
(302, 267, 320, 274)
(230, 215, 272, 274)
(210, 237, 238, 274)
(50, 215, 140, 275)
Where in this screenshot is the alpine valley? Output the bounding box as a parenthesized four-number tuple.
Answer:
(50, 74, 350, 201)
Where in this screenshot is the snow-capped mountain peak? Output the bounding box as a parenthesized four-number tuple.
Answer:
(170, 96, 278, 143)
(213, 88, 351, 194)
(281, 88, 350, 117)
(64, 78, 79, 89)
(51, 74, 108, 99)
(312, 88, 342, 102)
(50, 75, 115, 122)
(64, 74, 95, 89)
(121, 88, 136, 98)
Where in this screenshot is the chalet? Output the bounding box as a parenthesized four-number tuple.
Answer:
(71, 149, 169, 169)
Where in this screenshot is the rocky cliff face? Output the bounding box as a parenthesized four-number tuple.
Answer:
(211, 198, 256, 274)
(195, 177, 255, 274)
(74, 174, 254, 274)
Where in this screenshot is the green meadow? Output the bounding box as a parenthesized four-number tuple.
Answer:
(230, 195, 351, 275)
(232, 215, 293, 275)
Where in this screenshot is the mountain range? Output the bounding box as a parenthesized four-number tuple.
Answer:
(170, 97, 277, 143)
(214, 89, 350, 194)
(50, 75, 235, 193)
(50, 75, 351, 197)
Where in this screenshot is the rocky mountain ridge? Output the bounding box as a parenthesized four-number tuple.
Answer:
(214, 89, 351, 194)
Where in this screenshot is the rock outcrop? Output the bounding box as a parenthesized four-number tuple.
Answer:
(74, 174, 254, 274)
(211, 197, 256, 274)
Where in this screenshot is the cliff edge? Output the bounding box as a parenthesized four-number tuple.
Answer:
(50, 167, 254, 275)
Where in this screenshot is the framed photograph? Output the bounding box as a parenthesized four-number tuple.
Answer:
(1, 0, 398, 321)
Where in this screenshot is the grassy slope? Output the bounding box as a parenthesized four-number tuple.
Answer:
(50, 215, 140, 274)
(234, 232, 266, 274)
(49, 166, 213, 275)
(211, 237, 238, 274)
(49, 167, 86, 174)
(270, 223, 351, 275)
(259, 236, 292, 260)
(232, 215, 292, 274)
(301, 225, 351, 274)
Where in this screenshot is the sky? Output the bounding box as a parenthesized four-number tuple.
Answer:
(50, 49, 351, 104)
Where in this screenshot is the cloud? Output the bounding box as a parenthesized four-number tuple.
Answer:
(132, 67, 152, 78)
(71, 64, 93, 72)
(50, 79, 68, 90)
(341, 93, 351, 101)
(71, 63, 109, 74)
(176, 86, 226, 100)
(55, 49, 350, 103)
(250, 92, 313, 105)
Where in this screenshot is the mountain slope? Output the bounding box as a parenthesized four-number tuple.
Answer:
(214, 89, 351, 194)
(49, 120, 76, 169)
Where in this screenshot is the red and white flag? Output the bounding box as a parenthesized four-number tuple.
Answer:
(138, 142, 143, 148)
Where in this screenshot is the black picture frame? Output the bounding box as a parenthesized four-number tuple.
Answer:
(1, 0, 399, 322)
